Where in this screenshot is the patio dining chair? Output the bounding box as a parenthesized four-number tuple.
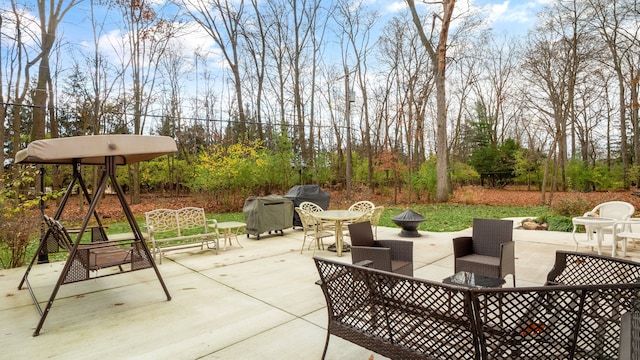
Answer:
(299, 201, 334, 229)
(300, 201, 324, 213)
(369, 206, 385, 239)
(341, 201, 376, 231)
(295, 208, 335, 254)
(452, 218, 515, 286)
(348, 200, 375, 213)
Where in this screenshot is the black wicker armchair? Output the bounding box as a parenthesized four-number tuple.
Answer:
(348, 221, 413, 276)
(453, 218, 515, 286)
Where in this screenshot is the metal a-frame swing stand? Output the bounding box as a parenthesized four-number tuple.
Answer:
(15, 135, 174, 336)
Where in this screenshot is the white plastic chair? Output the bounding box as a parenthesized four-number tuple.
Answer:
(583, 201, 634, 236)
(584, 201, 635, 222)
(579, 201, 634, 254)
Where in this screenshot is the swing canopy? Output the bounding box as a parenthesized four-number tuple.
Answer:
(15, 134, 177, 165)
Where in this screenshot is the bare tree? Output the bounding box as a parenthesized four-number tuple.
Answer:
(182, 0, 248, 142)
(5, 2, 38, 166)
(587, 0, 640, 188)
(108, 0, 177, 203)
(0, 12, 6, 178)
(288, 0, 321, 163)
(407, 0, 455, 202)
(262, 0, 292, 135)
(376, 16, 431, 202)
(334, 0, 378, 193)
(472, 35, 520, 146)
(30, 0, 83, 142)
(521, 0, 593, 200)
(240, 0, 267, 141)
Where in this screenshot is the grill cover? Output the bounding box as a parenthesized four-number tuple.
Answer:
(284, 185, 330, 227)
(243, 195, 293, 239)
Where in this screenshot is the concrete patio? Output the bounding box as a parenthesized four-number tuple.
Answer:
(2, 221, 638, 359)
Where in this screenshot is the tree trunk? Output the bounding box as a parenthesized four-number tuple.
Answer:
(407, 0, 455, 203)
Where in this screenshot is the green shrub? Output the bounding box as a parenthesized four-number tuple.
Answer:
(0, 167, 61, 268)
(550, 197, 591, 217)
(412, 157, 437, 199)
(450, 161, 480, 187)
(544, 215, 575, 232)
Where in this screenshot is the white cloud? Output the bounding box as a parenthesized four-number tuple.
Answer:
(484, 1, 510, 24)
(476, 0, 544, 31)
(172, 21, 226, 70)
(0, 4, 40, 49)
(386, 1, 407, 13)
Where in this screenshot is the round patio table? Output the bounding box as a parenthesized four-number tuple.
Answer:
(313, 210, 363, 257)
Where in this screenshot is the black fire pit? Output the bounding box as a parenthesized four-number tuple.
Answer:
(391, 209, 426, 237)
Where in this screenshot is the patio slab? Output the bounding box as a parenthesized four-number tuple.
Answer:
(1, 223, 639, 359)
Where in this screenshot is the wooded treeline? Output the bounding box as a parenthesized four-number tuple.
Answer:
(1, 0, 639, 205)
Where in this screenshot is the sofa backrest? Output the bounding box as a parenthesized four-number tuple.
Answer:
(546, 250, 640, 285)
(314, 252, 640, 360)
(472, 282, 640, 359)
(314, 256, 477, 359)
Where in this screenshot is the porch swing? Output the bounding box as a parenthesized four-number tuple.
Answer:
(15, 135, 176, 336)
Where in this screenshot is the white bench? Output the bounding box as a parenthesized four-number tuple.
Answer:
(145, 207, 219, 263)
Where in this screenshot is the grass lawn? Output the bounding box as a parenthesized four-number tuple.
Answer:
(11, 204, 551, 268)
(103, 204, 549, 233)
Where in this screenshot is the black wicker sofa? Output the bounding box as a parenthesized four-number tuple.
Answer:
(314, 251, 640, 359)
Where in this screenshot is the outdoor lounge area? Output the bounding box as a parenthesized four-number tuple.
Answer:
(1, 222, 639, 358)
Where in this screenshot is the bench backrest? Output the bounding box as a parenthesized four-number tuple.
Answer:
(145, 207, 208, 236)
(145, 208, 179, 234)
(546, 250, 640, 285)
(472, 283, 640, 359)
(176, 207, 208, 233)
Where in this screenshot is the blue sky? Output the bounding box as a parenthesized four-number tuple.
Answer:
(1, 0, 548, 66)
(52, 0, 547, 50)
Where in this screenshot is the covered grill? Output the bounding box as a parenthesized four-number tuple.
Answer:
(284, 185, 330, 227)
(243, 195, 293, 239)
